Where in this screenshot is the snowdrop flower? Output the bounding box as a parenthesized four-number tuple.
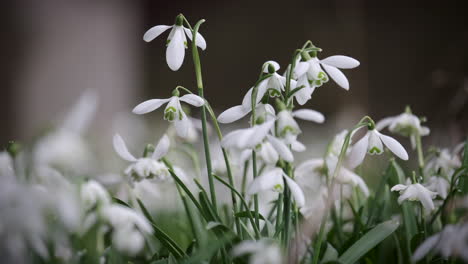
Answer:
(295, 52, 360, 90)
(232, 239, 283, 264)
(391, 182, 437, 211)
(218, 102, 275, 124)
(113, 134, 172, 182)
(276, 109, 325, 151)
(326, 155, 369, 197)
(425, 148, 461, 177)
(376, 111, 429, 149)
(143, 14, 207, 71)
(239, 135, 294, 164)
(81, 180, 111, 211)
(412, 223, 468, 262)
(33, 90, 97, 174)
(101, 204, 153, 256)
(348, 126, 409, 168)
(425, 176, 450, 199)
(247, 168, 305, 207)
(132, 92, 205, 138)
(221, 120, 275, 150)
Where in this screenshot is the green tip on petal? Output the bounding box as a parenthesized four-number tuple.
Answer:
(369, 146, 382, 155)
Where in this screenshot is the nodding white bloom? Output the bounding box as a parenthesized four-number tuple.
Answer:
(376, 112, 429, 149)
(218, 103, 275, 124)
(391, 182, 437, 211)
(113, 134, 172, 182)
(232, 239, 283, 264)
(425, 176, 450, 199)
(412, 223, 468, 262)
(276, 109, 325, 151)
(132, 93, 205, 138)
(348, 127, 409, 168)
(101, 204, 153, 256)
(221, 120, 275, 150)
(80, 180, 111, 211)
(247, 168, 305, 207)
(143, 15, 207, 71)
(425, 148, 461, 177)
(240, 134, 294, 164)
(295, 54, 360, 90)
(33, 90, 97, 174)
(326, 155, 369, 197)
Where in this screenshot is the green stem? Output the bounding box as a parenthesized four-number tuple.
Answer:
(191, 19, 217, 210)
(252, 151, 261, 231)
(415, 132, 425, 180)
(275, 193, 283, 236)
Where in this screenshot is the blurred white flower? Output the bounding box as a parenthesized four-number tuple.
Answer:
(143, 15, 206, 71)
(376, 112, 429, 149)
(221, 120, 275, 150)
(348, 127, 408, 168)
(101, 204, 153, 256)
(425, 148, 461, 177)
(412, 223, 468, 262)
(232, 239, 283, 264)
(33, 90, 98, 174)
(113, 134, 172, 182)
(132, 94, 205, 138)
(247, 167, 305, 207)
(424, 176, 450, 199)
(81, 180, 111, 211)
(295, 54, 360, 90)
(326, 155, 369, 197)
(391, 183, 437, 211)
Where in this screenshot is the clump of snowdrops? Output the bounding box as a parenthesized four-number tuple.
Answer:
(1, 14, 468, 264)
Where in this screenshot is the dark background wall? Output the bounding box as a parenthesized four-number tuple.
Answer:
(1, 0, 467, 147)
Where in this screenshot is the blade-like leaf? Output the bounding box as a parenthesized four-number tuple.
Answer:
(235, 211, 266, 221)
(338, 220, 399, 264)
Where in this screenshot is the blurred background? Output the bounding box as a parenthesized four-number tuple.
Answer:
(1, 0, 467, 149)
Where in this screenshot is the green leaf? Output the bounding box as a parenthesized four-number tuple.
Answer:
(137, 199, 186, 259)
(235, 211, 266, 221)
(338, 220, 399, 264)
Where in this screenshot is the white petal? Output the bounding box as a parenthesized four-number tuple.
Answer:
(296, 159, 324, 177)
(179, 94, 205, 107)
(113, 134, 137, 162)
(217, 105, 250, 123)
(152, 134, 170, 160)
(221, 130, 246, 148)
(174, 112, 190, 138)
(320, 55, 360, 69)
(321, 64, 349, 90)
(240, 120, 275, 149)
(143, 25, 172, 42)
(294, 86, 313, 106)
(166, 27, 185, 71)
(292, 109, 325, 123)
(183, 27, 207, 50)
(412, 234, 441, 262)
(241, 87, 254, 110)
(284, 175, 305, 207)
(247, 168, 283, 195)
(291, 140, 306, 152)
(377, 132, 409, 160)
(390, 184, 408, 192)
(62, 89, 98, 134)
(348, 132, 370, 169)
(132, 98, 170, 114)
(262, 60, 280, 73)
(267, 135, 294, 162)
(294, 62, 310, 77)
(259, 142, 279, 164)
(368, 130, 384, 155)
(354, 174, 370, 197)
(255, 79, 269, 103)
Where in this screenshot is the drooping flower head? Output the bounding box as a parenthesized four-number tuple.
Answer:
(132, 90, 205, 138)
(143, 14, 207, 71)
(391, 181, 437, 211)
